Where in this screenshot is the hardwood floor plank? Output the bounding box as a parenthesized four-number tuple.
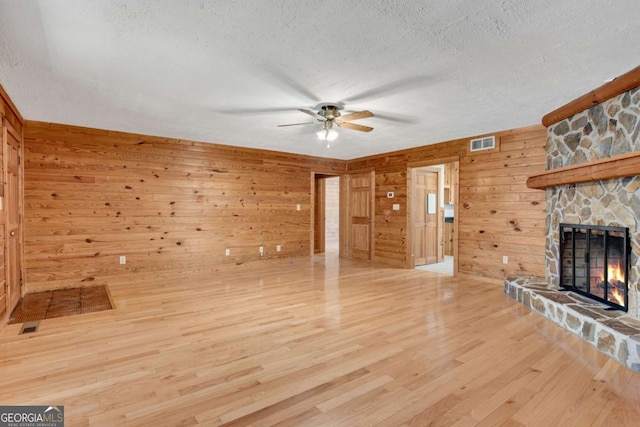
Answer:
(0, 255, 638, 426)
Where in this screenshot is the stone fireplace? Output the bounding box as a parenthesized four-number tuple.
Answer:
(545, 86, 640, 317)
(505, 80, 640, 371)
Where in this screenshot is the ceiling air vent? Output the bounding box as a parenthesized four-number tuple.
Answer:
(470, 136, 495, 152)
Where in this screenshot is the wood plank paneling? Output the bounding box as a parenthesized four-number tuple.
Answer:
(24, 121, 347, 292)
(348, 125, 547, 280)
(23, 117, 545, 288)
(374, 171, 407, 267)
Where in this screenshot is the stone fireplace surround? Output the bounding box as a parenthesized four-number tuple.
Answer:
(506, 83, 640, 371)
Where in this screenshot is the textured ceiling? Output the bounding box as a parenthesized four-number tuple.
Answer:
(1, 1, 639, 160)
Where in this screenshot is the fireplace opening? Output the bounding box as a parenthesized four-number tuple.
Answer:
(559, 223, 630, 311)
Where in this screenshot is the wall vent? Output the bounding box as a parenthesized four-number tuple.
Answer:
(470, 136, 495, 152)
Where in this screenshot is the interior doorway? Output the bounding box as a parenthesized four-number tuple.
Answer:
(412, 167, 441, 266)
(324, 177, 339, 252)
(313, 175, 340, 254)
(411, 162, 457, 275)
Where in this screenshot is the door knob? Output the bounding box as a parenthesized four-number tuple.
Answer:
(9, 231, 15, 236)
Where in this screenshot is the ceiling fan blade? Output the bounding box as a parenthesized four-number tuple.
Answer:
(339, 110, 374, 121)
(298, 108, 325, 120)
(337, 121, 374, 132)
(277, 122, 317, 127)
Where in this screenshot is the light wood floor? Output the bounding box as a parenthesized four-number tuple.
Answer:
(1, 255, 639, 426)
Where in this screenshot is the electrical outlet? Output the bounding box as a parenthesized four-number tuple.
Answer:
(503, 256, 508, 264)
(119, 255, 126, 265)
(225, 248, 230, 256)
(259, 246, 264, 256)
(276, 244, 281, 252)
(296, 204, 301, 211)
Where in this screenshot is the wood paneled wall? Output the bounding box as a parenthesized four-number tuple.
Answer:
(24, 121, 346, 292)
(347, 125, 547, 281)
(22, 118, 545, 291)
(374, 170, 408, 265)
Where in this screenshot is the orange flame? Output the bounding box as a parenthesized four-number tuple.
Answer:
(609, 287, 625, 306)
(608, 261, 624, 283)
(604, 260, 625, 306)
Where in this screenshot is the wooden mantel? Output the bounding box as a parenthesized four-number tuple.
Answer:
(526, 151, 640, 190)
(542, 66, 640, 127)
(533, 65, 640, 189)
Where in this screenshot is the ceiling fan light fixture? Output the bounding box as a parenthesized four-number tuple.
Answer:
(316, 120, 338, 145)
(317, 128, 338, 142)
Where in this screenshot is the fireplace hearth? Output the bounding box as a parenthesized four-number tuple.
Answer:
(560, 224, 630, 312)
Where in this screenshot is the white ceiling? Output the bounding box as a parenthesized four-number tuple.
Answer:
(1, 1, 639, 160)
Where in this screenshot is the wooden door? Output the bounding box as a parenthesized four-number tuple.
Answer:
(4, 118, 22, 312)
(349, 172, 373, 260)
(413, 168, 439, 266)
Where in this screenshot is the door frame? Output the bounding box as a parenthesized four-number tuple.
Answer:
(311, 172, 342, 256)
(407, 158, 459, 274)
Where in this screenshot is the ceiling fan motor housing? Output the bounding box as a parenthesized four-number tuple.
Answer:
(277, 105, 373, 133)
(320, 105, 341, 120)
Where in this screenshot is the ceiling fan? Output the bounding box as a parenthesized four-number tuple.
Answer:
(278, 104, 374, 146)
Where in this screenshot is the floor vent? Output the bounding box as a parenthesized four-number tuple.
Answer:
(20, 321, 40, 335)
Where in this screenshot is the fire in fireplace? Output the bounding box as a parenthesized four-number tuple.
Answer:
(559, 223, 630, 311)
